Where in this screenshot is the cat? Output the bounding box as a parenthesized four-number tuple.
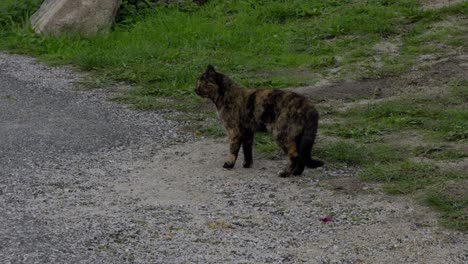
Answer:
(195, 65, 323, 177)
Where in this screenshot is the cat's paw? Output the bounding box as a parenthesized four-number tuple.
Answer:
(305, 159, 324, 168)
(292, 167, 304, 176)
(310, 159, 324, 168)
(243, 160, 253, 168)
(223, 162, 235, 169)
(278, 170, 291, 178)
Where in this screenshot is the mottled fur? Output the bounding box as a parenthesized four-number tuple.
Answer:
(195, 65, 323, 177)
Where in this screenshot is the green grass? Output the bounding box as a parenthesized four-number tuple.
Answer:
(0, 0, 42, 27)
(1, 1, 467, 106)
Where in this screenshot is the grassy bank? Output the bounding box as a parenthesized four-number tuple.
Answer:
(1, 1, 467, 105)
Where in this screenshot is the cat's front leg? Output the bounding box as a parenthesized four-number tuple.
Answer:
(223, 129, 242, 169)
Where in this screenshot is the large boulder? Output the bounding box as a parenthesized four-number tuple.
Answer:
(30, 0, 122, 36)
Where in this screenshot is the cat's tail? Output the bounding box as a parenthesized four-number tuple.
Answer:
(298, 110, 324, 169)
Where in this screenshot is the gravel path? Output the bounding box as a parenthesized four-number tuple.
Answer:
(0, 53, 466, 263)
(0, 53, 187, 263)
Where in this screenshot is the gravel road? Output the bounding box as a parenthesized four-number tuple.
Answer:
(0, 53, 186, 263)
(0, 53, 466, 263)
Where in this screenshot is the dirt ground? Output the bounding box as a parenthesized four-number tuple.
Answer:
(114, 140, 466, 263)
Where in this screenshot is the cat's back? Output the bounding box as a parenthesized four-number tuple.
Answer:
(245, 88, 316, 125)
(249, 89, 313, 110)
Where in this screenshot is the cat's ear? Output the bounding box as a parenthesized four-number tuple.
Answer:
(206, 64, 216, 75)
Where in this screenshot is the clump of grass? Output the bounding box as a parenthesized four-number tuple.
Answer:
(315, 140, 408, 166)
(0, 0, 42, 29)
(315, 141, 367, 165)
(202, 123, 225, 138)
(359, 161, 463, 194)
(423, 185, 468, 231)
(451, 80, 468, 103)
(254, 133, 279, 157)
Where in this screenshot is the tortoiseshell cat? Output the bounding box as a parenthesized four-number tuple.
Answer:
(195, 65, 323, 177)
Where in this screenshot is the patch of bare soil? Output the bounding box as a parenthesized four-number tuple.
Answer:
(445, 158, 468, 173)
(293, 55, 468, 102)
(322, 177, 370, 194)
(422, 0, 466, 9)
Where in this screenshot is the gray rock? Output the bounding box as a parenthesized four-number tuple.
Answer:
(30, 0, 122, 36)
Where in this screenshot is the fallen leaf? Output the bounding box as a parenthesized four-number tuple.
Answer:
(1, 95, 17, 101)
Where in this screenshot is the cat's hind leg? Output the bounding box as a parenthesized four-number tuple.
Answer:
(242, 129, 254, 168)
(293, 157, 305, 176)
(278, 138, 300, 177)
(299, 111, 324, 169)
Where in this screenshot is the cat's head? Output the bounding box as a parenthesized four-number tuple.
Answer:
(195, 65, 228, 99)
